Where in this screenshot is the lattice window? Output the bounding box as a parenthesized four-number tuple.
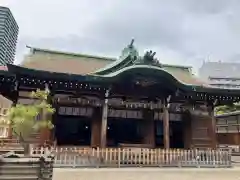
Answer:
(226, 116, 238, 125)
(227, 125, 238, 133)
(217, 127, 228, 133)
(216, 118, 227, 125)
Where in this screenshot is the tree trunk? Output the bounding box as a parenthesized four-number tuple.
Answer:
(18, 135, 30, 155)
(22, 142, 30, 155)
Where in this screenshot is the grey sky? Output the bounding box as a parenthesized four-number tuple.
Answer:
(2, 0, 240, 72)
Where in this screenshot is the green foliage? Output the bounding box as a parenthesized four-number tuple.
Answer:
(8, 89, 55, 143)
(215, 102, 240, 115)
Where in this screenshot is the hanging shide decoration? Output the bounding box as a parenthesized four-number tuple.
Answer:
(107, 108, 182, 121)
(57, 106, 93, 117)
(53, 94, 188, 113)
(108, 98, 164, 109)
(54, 96, 102, 107)
(108, 109, 143, 119)
(154, 112, 182, 121)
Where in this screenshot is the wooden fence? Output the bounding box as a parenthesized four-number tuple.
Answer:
(30, 147, 232, 168)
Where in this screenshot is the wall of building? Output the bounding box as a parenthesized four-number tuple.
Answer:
(216, 112, 240, 146)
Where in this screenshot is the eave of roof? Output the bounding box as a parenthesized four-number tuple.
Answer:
(7, 63, 240, 96)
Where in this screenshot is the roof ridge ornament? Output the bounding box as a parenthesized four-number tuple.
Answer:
(120, 38, 139, 60)
(134, 50, 162, 67)
(128, 39, 134, 48)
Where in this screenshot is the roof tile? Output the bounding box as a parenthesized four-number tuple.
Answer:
(21, 47, 208, 86)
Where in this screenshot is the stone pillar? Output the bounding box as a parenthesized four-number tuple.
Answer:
(163, 105, 170, 149)
(91, 107, 101, 147)
(142, 109, 155, 148)
(100, 90, 109, 148)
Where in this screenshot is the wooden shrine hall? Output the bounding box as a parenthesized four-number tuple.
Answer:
(1, 40, 240, 149)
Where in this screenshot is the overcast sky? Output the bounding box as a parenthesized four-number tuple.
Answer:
(2, 0, 240, 72)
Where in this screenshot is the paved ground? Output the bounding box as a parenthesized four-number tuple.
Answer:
(53, 168, 240, 180)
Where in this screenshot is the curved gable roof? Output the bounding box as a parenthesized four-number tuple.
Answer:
(21, 45, 208, 87)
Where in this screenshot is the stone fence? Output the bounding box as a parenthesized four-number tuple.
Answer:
(0, 152, 54, 180)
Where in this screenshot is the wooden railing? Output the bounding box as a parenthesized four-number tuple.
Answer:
(30, 147, 232, 168)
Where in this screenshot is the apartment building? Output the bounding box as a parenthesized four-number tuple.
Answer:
(0, 6, 19, 65)
(199, 61, 240, 89)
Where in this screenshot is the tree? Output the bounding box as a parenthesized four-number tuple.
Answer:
(215, 102, 240, 115)
(7, 89, 55, 154)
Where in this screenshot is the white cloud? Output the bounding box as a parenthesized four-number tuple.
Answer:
(2, 0, 240, 72)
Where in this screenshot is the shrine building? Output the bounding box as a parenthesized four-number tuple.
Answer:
(1, 40, 240, 149)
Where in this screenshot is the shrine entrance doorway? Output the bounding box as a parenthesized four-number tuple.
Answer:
(53, 106, 93, 146)
(54, 116, 92, 146)
(107, 118, 143, 147)
(155, 120, 184, 148)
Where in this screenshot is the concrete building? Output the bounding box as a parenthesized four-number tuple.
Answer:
(199, 61, 240, 89)
(0, 6, 19, 65)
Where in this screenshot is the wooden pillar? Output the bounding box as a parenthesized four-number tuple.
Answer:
(142, 109, 155, 148)
(208, 104, 217, 149)
(91, 107, 101, 147)
(182, 112, 192, 149)
(8, 83, 19, 139)
(100, 90, 109, 148)
(163, 105, 170, 149)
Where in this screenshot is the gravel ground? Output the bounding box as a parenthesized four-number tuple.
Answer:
(53, 168, 240, 180)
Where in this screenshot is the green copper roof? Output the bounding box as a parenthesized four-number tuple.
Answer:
(92, 40, 207, 87)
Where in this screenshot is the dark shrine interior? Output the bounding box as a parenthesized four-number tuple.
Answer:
(54, 115, 184, 148)
(54, 116, 92, 146)
(107, 118, 143, 146)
